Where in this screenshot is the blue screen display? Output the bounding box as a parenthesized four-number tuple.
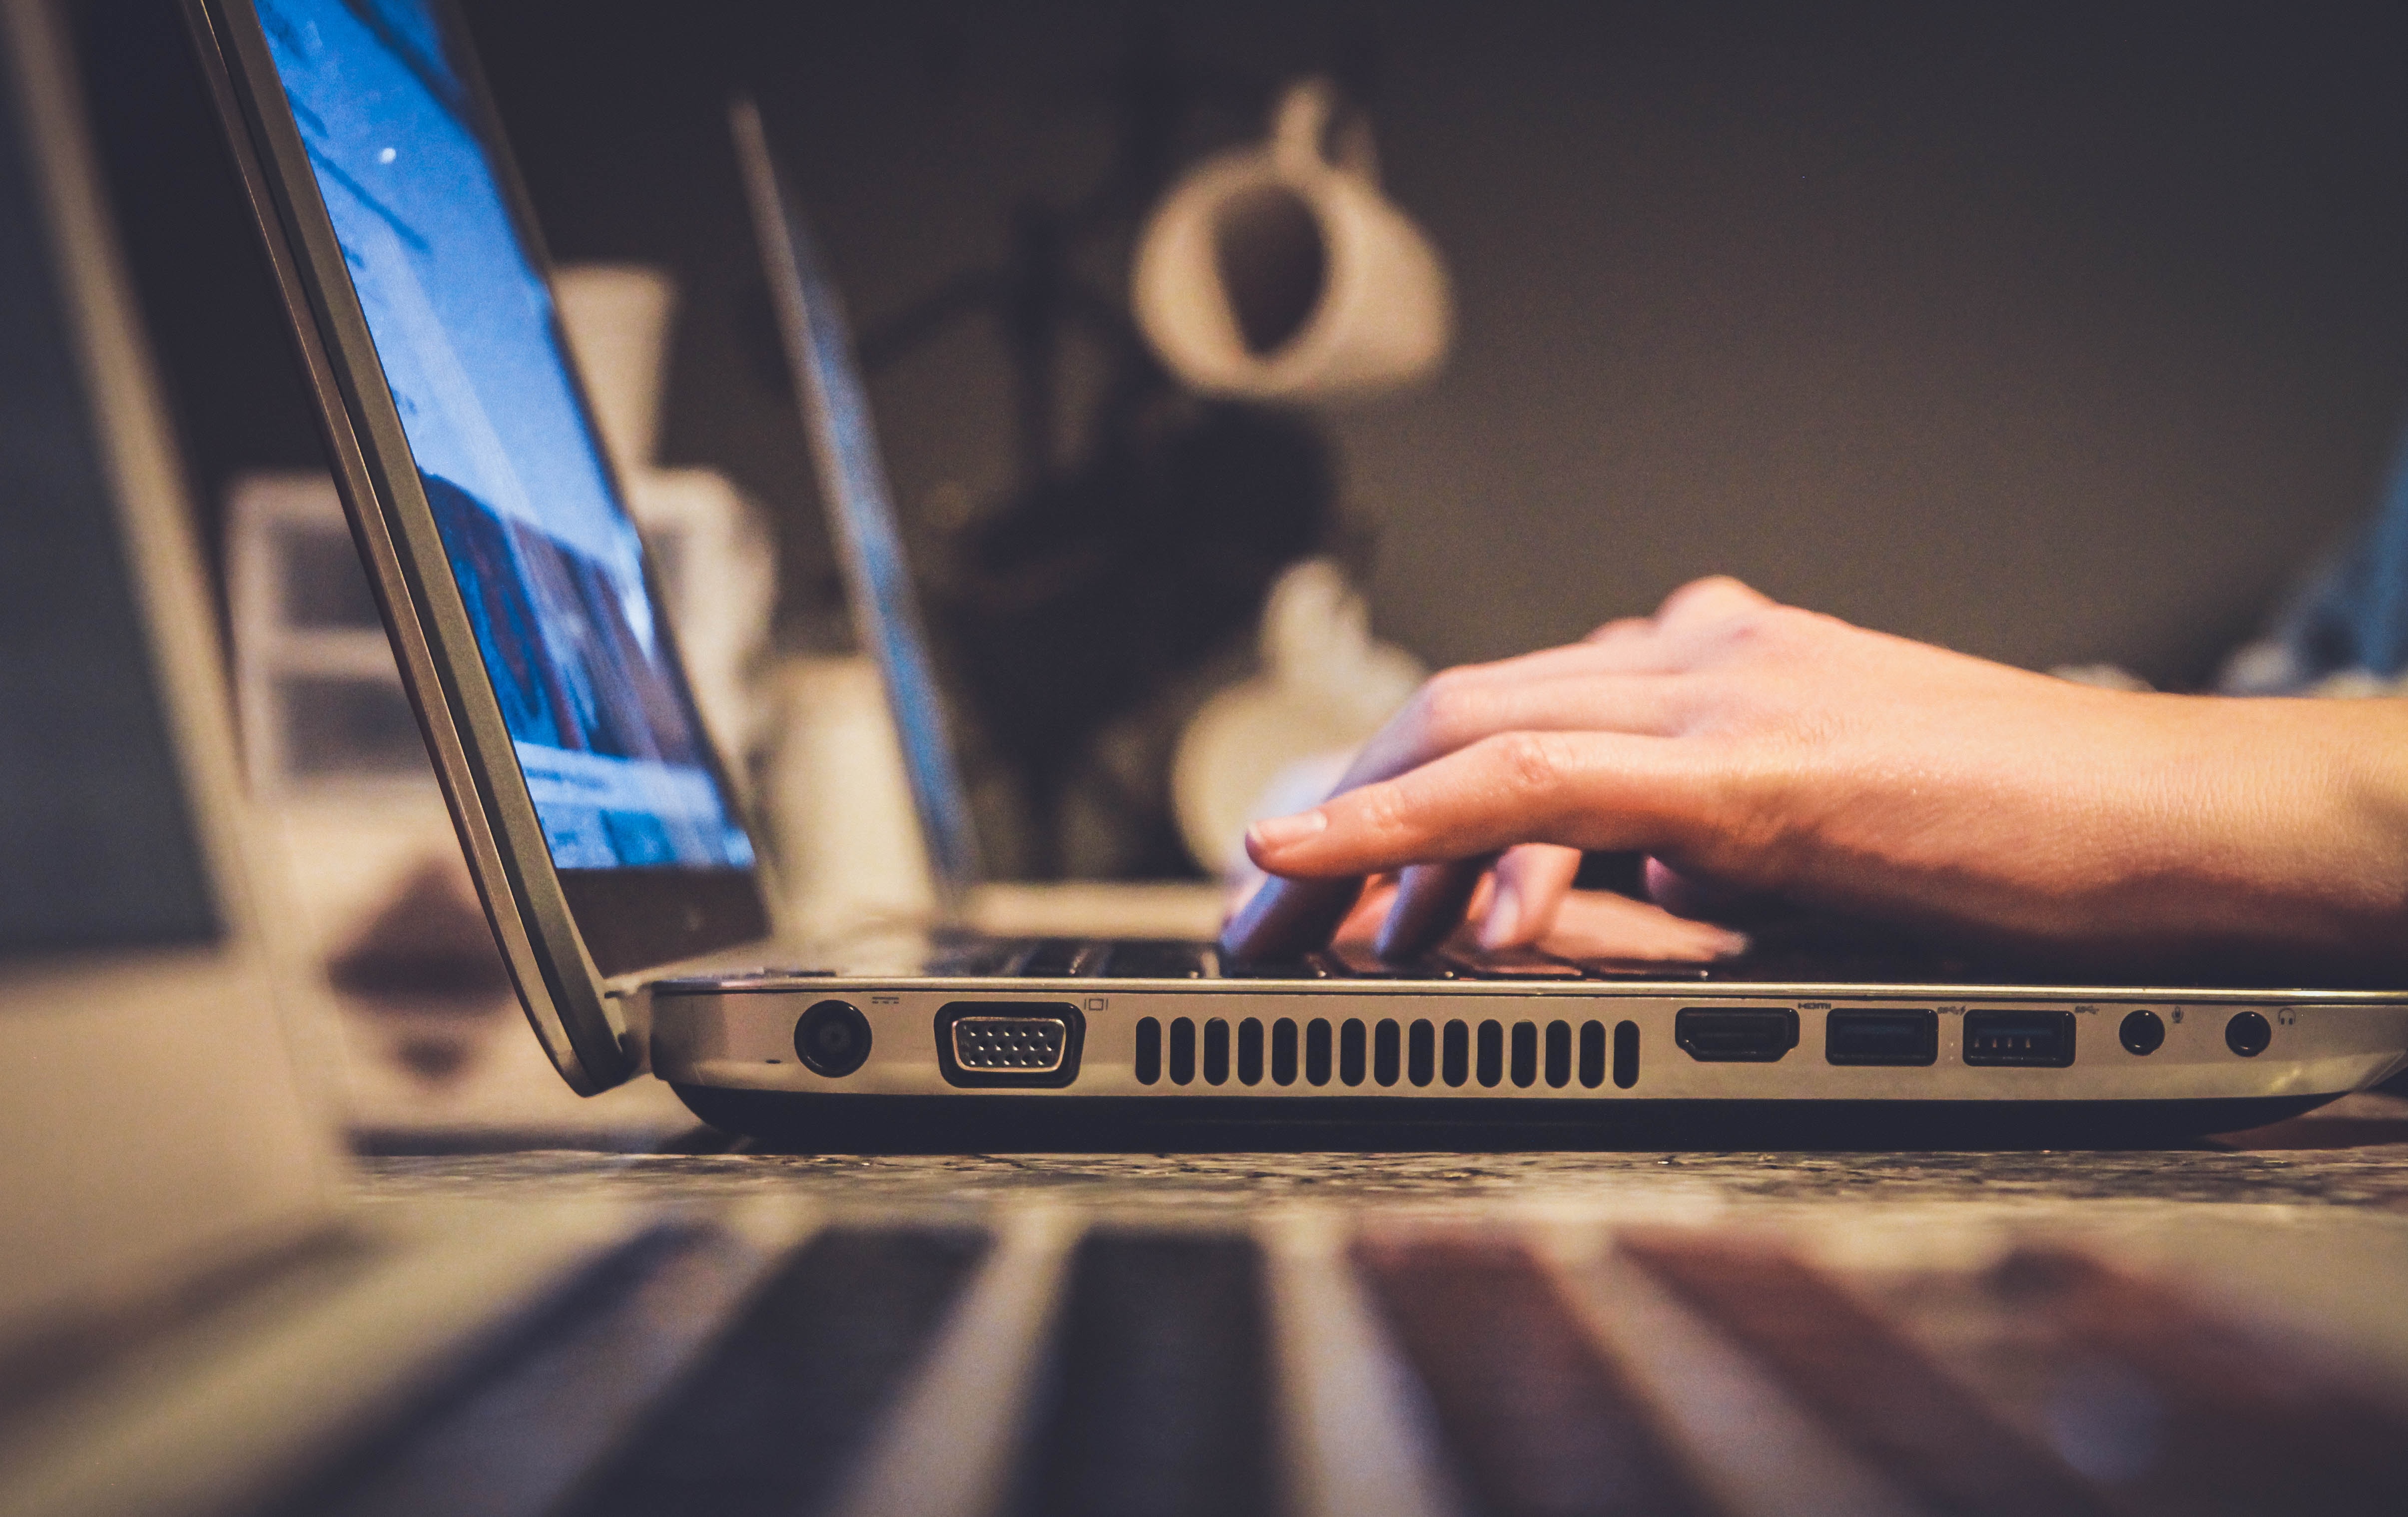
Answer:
(258, 0, 752, 870)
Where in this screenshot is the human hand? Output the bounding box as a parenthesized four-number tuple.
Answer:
(1305, 865, 1749, 963)
(1220, 576, 2408, 978)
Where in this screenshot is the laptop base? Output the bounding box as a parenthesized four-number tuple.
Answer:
(670, 1085, 2341, 1154)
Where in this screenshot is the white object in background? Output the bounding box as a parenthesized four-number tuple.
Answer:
(227, 471, 434, 799)
(555, 263, 777, 781)
(1173, 557, 1425, 875)
(763, 654, 937, 934)
(1133, 77, 1452, 403)
(553, 263, 677, 481)
(623, 468, 777, 773)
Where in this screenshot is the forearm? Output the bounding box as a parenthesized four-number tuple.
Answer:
(2180, 697, 2408, 971)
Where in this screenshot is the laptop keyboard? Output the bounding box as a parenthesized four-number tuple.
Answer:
(859, 914, 2288, 989)
(930, 935, 1941, 984)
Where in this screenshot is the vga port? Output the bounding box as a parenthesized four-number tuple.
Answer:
(952, 1015, 1069, 1072)
(937, 1002, 1085, 1087)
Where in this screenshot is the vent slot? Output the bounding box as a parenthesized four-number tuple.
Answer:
(1614, 1020, 1640, 1089)
(1404, 1020, 1432, 1086)
(1135, 1018, 1161, 1085)
(1170, 1018, 1197, 1085)
(1579, 1021, 1606, 1088)
(1340, 1019, 1366, 1086)
(1374, 1020, 1401, 1087)
(1272, 1019, 1299, 1085)
(1545, 1021, 1572, 1088)
(1237, 1018, 1264, 1085)
(1511, 1022, 1538, 1088)
(1442, 1021, 1469, 1086)
(1307, 1019, 1333, 1085)
(1476, 1020, 1505, 1087)
(1204, 1018, 1231, 1085)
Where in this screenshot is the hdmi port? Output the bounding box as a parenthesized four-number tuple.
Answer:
(936, 1002, 1085, 1087)
(1675, 1007, 1799, 1063)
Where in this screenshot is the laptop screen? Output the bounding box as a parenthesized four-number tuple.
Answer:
(0, 25, 217, 959)
(253, 0, 752, 872)
(740, 127, 982, 899)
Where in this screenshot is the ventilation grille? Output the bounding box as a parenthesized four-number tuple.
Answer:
(1136, 1016, 1642, 1091)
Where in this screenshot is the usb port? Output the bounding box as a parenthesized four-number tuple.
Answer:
(936, 1002, 1085, 1087)
(1675, 1007, 1798, 1063)
(1825, 1009, 1937, 1066)
(1962, 1010, 2076, 1067)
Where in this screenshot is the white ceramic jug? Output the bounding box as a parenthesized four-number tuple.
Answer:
(1133, 78, 1452, 402)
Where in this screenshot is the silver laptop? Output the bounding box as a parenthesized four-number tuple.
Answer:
(0, 5, 678, 1507)
(182, 0, 2408, 1146)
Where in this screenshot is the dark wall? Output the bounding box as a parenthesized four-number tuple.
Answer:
(451, 0, 2408, 688)
(83, 0, 2408, 693)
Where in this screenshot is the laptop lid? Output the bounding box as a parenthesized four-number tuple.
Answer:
(0, 0, 337, 1354)
(730, 98, 981, 914)
(181, 0, 774, 1093)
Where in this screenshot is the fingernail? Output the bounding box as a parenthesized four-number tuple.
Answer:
(1480, 884, 1522, 948)
(1249, 810, 1328, 852)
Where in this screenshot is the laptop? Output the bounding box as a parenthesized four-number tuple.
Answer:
(181, 0, 2408, 1146)
(0, 4, 688, 1507)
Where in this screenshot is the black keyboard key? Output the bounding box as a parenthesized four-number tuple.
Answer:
(1571, 958, 1715, 981)
(1012, 939, 1108, 977)
(922, 939, 1029, 976)
(1442, 947, 1585, 980)
(1702, 950, 1929, 983)
(1100, 941, 1211, 979)
(1320, 944, 1456, 980)
(1218, 955, 1328, 981)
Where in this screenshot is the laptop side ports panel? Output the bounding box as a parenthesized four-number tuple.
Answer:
(1675, 1007, 1799, 1062)
(1962, 1009, 2077, 1067)
(936, 1002, 1086, 1088)
(1825, 1009, 1938, 1066)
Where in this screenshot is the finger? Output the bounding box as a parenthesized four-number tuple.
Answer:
(1249, 730, 1707, 880)
(1221, 865, 1268, 932)
(1651, 574, 1774, 631)
(1231, 667, 1683, 961)
(1480, 843, 1584, 948)
(1577, 577, 1770, 650)
(1332, 877, 1401, 946)
(1375, 857, 1494, 961)
(1582, 613, 1654, 646)
(1541, 888, 1751, 962)
(1643, 856, 1789, 924)
(1218, 866, 1365, 959)
(1336, 670, 1702, 806)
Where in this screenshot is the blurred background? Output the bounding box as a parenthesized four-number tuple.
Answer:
(74, 0, 2408, 887)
